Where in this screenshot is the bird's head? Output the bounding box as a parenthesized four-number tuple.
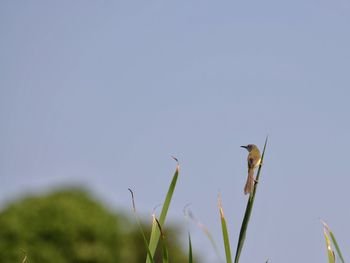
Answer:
(240, 144, 257, 152)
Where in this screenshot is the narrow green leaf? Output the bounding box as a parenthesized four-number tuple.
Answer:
(218, 196, 232, 263)
(128, 188, 155, 263)
(146, 158, 179, 263)
(183, 205, 194, 263)
(321, 220, 345, 263)
(139, 220, 156, 263)
(188, 233, 193, 263)
(329, 231, 345, 263)
(234, 137, 268, 263)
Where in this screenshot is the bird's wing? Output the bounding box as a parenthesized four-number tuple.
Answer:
(248, 156, 259, 169)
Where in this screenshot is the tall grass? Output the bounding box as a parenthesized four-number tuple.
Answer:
(130, 137, 345, 263)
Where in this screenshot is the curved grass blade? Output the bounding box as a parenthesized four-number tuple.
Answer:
(321, 220, 344, 263)
(128, 188, 155, 263)
(218, 195, 232, 263)
(146, 157, 179, 263)
(234, 136, 268, 263)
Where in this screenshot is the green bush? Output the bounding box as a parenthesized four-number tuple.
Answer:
(0, 189, 187, 263)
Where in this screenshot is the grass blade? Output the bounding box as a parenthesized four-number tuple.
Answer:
(323, 228, 335, 263)
(183, 205, 194, 263)
(218, 195, 232, 263)
(321, 220, 345, 263)
(128, 188, 155, 263)
(146, 157, 179, 263)
(329, 231, 345, 263)
(188, 232, 193, 263)
(234, 136, 268, 263)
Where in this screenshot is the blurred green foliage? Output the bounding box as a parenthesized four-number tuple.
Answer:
(0, 189, 188, 263)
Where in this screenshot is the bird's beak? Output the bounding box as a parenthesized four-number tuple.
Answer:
(240, 145, 248, 149)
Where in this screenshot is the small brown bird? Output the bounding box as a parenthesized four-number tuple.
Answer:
(241, 144, 261, 195)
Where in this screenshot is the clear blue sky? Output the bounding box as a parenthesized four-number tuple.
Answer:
(1, 1, 350, 262)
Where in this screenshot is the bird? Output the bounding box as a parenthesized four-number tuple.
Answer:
(241, 144, 261, 195)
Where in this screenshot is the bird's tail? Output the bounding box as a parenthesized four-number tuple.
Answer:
(244, 169, 255, 195)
